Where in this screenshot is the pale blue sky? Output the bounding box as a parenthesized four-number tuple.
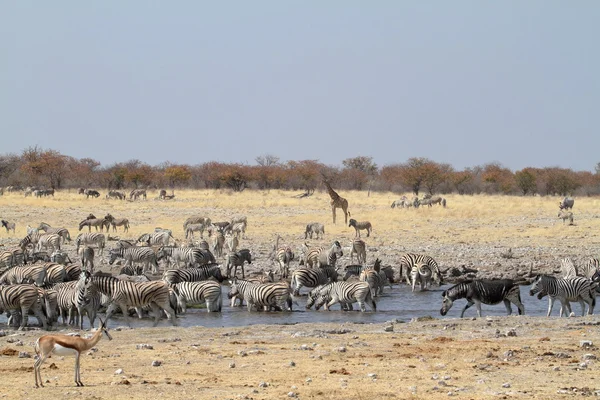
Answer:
(1, 2, 598, 171)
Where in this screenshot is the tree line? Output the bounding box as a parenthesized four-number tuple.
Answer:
(1, 147, 599, 196)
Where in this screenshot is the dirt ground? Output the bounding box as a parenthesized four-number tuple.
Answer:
(0, 190, 599, 398)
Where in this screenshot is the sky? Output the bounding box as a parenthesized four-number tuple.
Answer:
(1, 2, 599, 172)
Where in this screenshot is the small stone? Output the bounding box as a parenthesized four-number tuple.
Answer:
(443, 376, 451, 380)
(229, 363, 235, 368)
(438, 381, 448, 387)
(337, 347, 347, 353)
(136, 344, 154, 350)
(18, 351, 31, 358)
(287, 392, 297, 398)
(502, 383, 511, 388)
(503, 350, 514, 358)
(259, 382, 269, 388)
(579, 362, 588, 369)
(238, 350, 247, 357)
(432, 374, 439, 380)
(151, 360, 162, 367)
(553, 366, 560, 371)
(384, 325, 393, 332)
(300, 344, 310, 351)
(506, 329, 517, 337)
(115, 369, 124, 375)
(305, 378, 312, 383)
(580, 340, 593, 348)
(0, 331, 6, 337)
(289, 361, 296, 367)
(583, 354, 597, 360)
(447, 391, 455, 396)
(368, 373, 377, 378)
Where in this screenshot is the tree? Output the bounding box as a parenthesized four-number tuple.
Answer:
(514, 168, 537, 195)
(341, 156, 378, 190)
(451, 170, 474, 195)
(255, 154, 280, 167)
(165, 165, 191, 187)
(481, 163, 514, 194)
(421, 162, 453, 195)
(220, 164, 250, 192)
(20, 147, 70, 189)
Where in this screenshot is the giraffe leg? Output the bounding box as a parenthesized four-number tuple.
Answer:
(332, 206, 336, 224)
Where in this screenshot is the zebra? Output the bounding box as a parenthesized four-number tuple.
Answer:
(559, 197, 575, 210)
(162, 264, 225, 285)
(560, 257, 577, 278)
(78, 218, 106, 232)
(156, 246, 209, 269)
(129, 189, 147, 200)
(348, 219, 372, 238)
(290, 267, 338, 296)
(212, 231, 225, 258)
(78, 246, 95, 272)
(27, 225, 39, 235)
(399, 253, 442, 286)
(227, 278, 294, 311)
(35, 233, 62, 254)
(390, 198, 408, 208)
(225, 249, 252, 278)
(37, 222, 71, 242)
(119, 265, 145, 276)
(558, 210, 574, 225)
(350, 238, 366, 264)
(185, 223, 206, 240)
(172, 281, 222, 313)
(304, 222, 325, 240)
(114, 239, 136, 249)
(26, 251, 51, 264)
(228, 221, 247, 239)
(0, 264, 47, 286)
(41, 262, 68, 286)
(230, 270, 275, 307)
(530, 274, 596, 317)
(183, 216, 212, 233)
(55, 274, 100, 329)
(50, 250, 72, 265)
(84, 189, 100, 198)
(359, 267, 384, 297)
(106, 190, 126, 200)
(0, 284, 48, 330)
(83, 271, 176, 326)
(108, 247, 159, 275)
(275, 246, 294, 279)
(440, 279, 525, 318)
(1, 220, 15, 234)
(19, 232, 44, 251)
(343, 265, 364, 281)
(306, 281, 376, 312)
(104, 214, 130, 233)
(138, 231, 174, 247)
(579, 257, 600, 279)
(225, 232, 239, 253)
(64, 264, 82, 281)
(230, 215, 247, 225)
(0, 250, 18, 271)
(303, 241, 344, 268)
(410, 262, 433, 292)
(75, 232, 106, 257)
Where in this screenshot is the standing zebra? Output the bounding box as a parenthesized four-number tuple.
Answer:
(37, 222, 71, 242)
(579, 257, 600, 279)
(75, 232, 106, 257)
(83, 271, 176, 326)
(529, 274, 596, 317)
(78, 218, 106, 232)
(225, 249, 252, 278)
(359, 267, 384, 297)
(275, 246, 294, 279)
(350, 238, 366, 264)
(172, 281, 222, 313)
(348, 219, 372, 238)
(399, 253, 442, 286)
(306, 281, 376, 312)
(303, 241, 344, 268)
(560, 257, 577, 278)
(212, 231, 225, 258)
(440, 279, 525, 318)
(304, 222, 325, 240)
(36, 233, 62, 253)
(183, 216, 211, 232)
(104, 214, 130, 233)
(138, 231, 174, 247)
(185, 223, 206, 240)
(50, 250, 72, 265)
(78, 246, 95, 272)
(1, 220, 16, 234)
(227, 278, 294, 311)
(225, 232, 239, 253)
(108, 247, 159, 275)
(0, 264, 48, 286)
(290, 267, 338, 295)
(558, 210, 574, 225)
(162, 264, 225, 285)
(228, 221, 247, 239)
(0, 284, 48, 330)
(156, 246, 209, 269)
(410, 262, 433, 292)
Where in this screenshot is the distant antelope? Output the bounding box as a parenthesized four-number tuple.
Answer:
(34, 317, 113, 387)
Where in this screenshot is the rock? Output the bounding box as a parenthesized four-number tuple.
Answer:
(115, 369, 124, 375)
(229, 363, 235, 368)
(259, 382, 269, 388)
(384, 325, 394, 332)
(506, 329, 517, 337)
(368, 373, 377, 378)
(583, 354, 596, 360)
(136, 344, 154, 350)
(289, 361, 296, 367)
(580, 340, 593, 348)
(18, 351, 31, 358)
(502, 383, 511, 388)
(151, 360, 162, 367)
(337, 347, 346, 353)
(287, 392, 297, 397)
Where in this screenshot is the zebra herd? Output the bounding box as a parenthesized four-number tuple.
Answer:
(391, 194, 447, 209)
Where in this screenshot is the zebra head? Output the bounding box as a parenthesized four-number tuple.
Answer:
(305, 286, 323, 310)
(332, 241, 343, 257)
(108, 249, 121, 265)
(528, 275, 547, 299)
(227, 277, 240, 299)
(440, 290, 454, 316)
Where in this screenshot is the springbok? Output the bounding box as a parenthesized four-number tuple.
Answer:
(33, 317, 112, 387)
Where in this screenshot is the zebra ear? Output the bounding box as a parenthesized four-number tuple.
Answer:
(441, 290, 447, 297)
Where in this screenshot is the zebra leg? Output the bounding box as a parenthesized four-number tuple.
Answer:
(546, 297, 555, 317)
(503, 299, 513, 316)
(33, 306, 48, 330)
(149, 303, 163, 326)
(19, 306, 29, 330)
(459, 301, 474, 318)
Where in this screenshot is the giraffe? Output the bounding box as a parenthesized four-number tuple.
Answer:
(322, 179, 349, 224)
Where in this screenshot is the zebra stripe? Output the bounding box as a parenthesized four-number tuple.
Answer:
(529, 275, 596, 317)
(50, 250, 72, 265)
(275, 246, 294, 279)
(560, 257, 577, 278)
(304, 241, 344, 268)
(399, 253, 442, 286)
(75, 233, 106, 256)
(37, 223, 71, 242)
(0, 265, 47, 286)
(78, 246, 95, 271)
(304, 222, 324, 240)
(579, 257, 600, 279)
(108, 247, 158, 275)
(185, 223, 206, 240)
(290, 267, 338, 295)
(36, 233, 62, 253)
(0, 284, 47, 330)
(348, 219, 372, 238)
(410, 262, 432, 292)
(162, 264, 225, 285)
(156, 246, 208, 269)
(172, 281, 222, 313)
(225, 232, 239, 253)
(78, 218, 106, 232)
(441, 279, 525, 318)
(212, 231, 225, 258)
(225, 249, 252, 279)
(138, 231, 174, 247)
(350, 239, 366, 264)
(227, 278, 293, 311)
(183, 216, 211, 232)
(306, 281, 376, 312)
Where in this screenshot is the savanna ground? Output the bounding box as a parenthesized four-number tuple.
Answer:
(0, 189, 599, 399)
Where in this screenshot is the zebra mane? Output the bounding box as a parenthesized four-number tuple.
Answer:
(442, 281, 473, 299)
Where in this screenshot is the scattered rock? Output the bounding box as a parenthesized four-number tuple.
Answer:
(115, 369, 124, 375)
(151, 360, 162, 367)
(18, 351, 31, 358)
(136, 344, 154, 350)
(502, 383, 511, 388)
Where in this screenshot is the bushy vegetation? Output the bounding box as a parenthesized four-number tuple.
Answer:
(1, 146, 599, 196)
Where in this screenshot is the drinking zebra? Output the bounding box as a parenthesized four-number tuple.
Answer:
(441, 279, 525, 318)
(349, 219, 372, 238)
(305, 281, 376, 312)
(227, 278, 294, 312)
(83, 271, 176, 326)
(529, 274, 595, 317)
(350, 238, 366, 264)
(106, 190, 126, 200)
(399, 253, 442, 286)
(303, 241, 344, 268)
(0, 284, 48, 330)
(78, 246, 95, 272)
(84, 189, 100, 198)
(559, 197, 575, 210)
(37, 222, 71, 242)
(75, 232, 106, 257)
(290, 267, 338, 296)
(104, 214, 130, 233)
(1, 220, 16, 234)
(171, 281, 222, 313)
(304, 222, 325, 240)
(108, 247, 159, 275)
(225, 249, 252, 278)
(162, 264, 225, 285)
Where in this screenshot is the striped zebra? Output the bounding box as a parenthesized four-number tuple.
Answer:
(225, 249, 252, 278)
(305, 281, 376, 312)
(441, 279, 525, 318)
(27, 225, 39, 235)
(0, 264, 47, 286)
(349, 219, 372, 238)
(183, 216, 211, 232)
(230, 215, 247, 225)
(212, 231, 225, 258)
(225, 232, 239, 253)
(227, 278, 294, 311)
(560, 257, 577, 278)
(36, 233, 62, 253)
(43, 262, 68, 286)
(75, 232, 106, 256)
(27, 251, 51, 264)
(172, 281, 222, 313)
(104, 214, 130, 233)
(290, 267, 338, 296)
(78, 218, 106, 232)
(50, 250, 72, 265)
(0, 250, 18, 271)
(410, 262, 433, 292)
(138, 231, 174, 247)
(119, 264, 145, 276)
(83, 271, 176, 326)
(19, 232, 43, 251)
(558, 210, 574, 225)
(55, 274, 100, 329)
(129, 189, 147, 200)
(185, 223, 206, 240)
(106, 190, 126, 200)
(304, 222, 324, 240)
(0, 284, 48, 330)
(529, 274, 596, 317)
(350, 238, 366, 264)
(228, 221, 247, 239)
(37, 222, 71, 242)
(78, 246, 95, 272)
(343, 265, 364, 281)
(114, 239, 135, 249)
(580, 257, 600, 279)
(156, 246, 213, 269)
(303, 241, 344, 268)
(359, 267, 383, 297)
(1, 220, 16, 234)
(108, 247, 159, 275)
(275, 246, 294, 279)
(162, 264, 225, 285)
(399, 253, 442, 286)
(64, 264, 82, 281)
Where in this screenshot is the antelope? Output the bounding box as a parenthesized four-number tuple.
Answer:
(33, 317, 112, 388)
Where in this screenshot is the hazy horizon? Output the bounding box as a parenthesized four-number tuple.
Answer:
(2, 2, 599, 171)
